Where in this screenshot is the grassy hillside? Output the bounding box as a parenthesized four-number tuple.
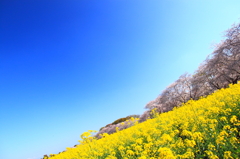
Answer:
(46, 82, 240, 159)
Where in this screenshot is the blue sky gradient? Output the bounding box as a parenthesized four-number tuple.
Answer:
(1, 1, 240, 159)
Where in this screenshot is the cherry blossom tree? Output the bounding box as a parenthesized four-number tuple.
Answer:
(143, 21, 240, 118)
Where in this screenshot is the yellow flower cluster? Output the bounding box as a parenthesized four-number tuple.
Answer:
(49, 83, 240, 159)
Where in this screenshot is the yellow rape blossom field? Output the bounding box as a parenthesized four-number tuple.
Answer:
(49, 83, 240, 159)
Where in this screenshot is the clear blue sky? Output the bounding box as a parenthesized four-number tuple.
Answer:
(0, 1, 240, 159)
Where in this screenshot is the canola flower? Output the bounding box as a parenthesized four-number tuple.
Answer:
(49, 83, 240, 159)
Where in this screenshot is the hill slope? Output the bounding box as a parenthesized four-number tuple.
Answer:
(47, 83, 240, 159)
